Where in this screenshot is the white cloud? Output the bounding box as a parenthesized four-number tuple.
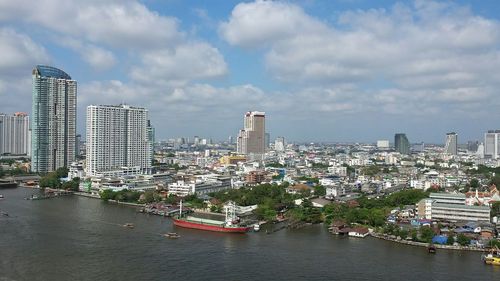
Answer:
(130, 42, 227, 87)
(0, 28, 49, 114)
(220, 0, 500, 93)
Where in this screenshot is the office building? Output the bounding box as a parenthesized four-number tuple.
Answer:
(265, 133, 270, 148)
(484, 130, 500, 159)
(86, 104, 151, 177)
(394, 133, 410, 155)
(236, 111, 265, 156)
(467, 141, 479, 153)
(0, 112, 30, 156)
(275, 137, 285, 152)
(31, 65, 76, 173)
(444, 132, 458, 155)
(376, 140, 389, 149)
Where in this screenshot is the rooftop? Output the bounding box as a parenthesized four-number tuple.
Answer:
(34, 65, 71, 80)
(430, 192, 465, 199)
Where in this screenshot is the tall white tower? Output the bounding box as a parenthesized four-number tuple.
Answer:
(0, 112, 30, 156)
(86, 104, 151, 176)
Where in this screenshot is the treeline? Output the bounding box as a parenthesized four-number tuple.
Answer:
(39, 167, 80, 191)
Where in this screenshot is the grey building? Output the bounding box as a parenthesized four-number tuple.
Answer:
(31, 65, 77, 173)
(444, 132, 458, 155)
(394, 133, 410, 155)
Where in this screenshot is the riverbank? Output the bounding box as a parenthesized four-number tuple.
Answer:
(370, 232, 488, 252)
(74, 192, 145, 208)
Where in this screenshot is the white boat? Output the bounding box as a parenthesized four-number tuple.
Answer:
(253, 224, 260, 232)
(0, 194, 4, 199)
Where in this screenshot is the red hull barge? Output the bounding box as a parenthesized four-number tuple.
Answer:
(173, 218, 250, 233)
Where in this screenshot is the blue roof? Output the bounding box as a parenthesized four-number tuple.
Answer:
(35, 65, 71, 80)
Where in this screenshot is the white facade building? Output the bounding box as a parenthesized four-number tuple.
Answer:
(376, 140, 390, 149)
(0, 112, 30, 155)
(86, 105, 152, 177)
(484, 130, 500, 159)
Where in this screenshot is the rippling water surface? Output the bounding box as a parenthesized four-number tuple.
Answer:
(1, 188, 499, 281)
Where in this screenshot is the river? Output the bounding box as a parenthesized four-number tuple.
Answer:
(0, 187, 498, 281)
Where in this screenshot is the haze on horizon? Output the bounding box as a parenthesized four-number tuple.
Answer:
(0, 0, 499, 144)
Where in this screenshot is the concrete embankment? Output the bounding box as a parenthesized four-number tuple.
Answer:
(370, 233, 488, 252)
(73, 192, 145, 208)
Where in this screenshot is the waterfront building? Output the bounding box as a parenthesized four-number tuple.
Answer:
(31, 65, 77, 173)
(394, 133, 410, 155)
(236, 111, 265, 156)
(376, 140, 389, 150)
(86, 104, 152, 177)
(275, 137, 285, 152)
(0, 112, 30, 156)
(418, 198, 490, 222)
(444, 132, 458, 155)
(484, 130, 500, 159)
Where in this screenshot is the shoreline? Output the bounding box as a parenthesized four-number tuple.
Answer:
(370, 232, 488, 252)
(73, 192, 145, 208)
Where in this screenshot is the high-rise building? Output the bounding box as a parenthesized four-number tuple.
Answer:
(236, 111, 265, 155)
(376, 140, 389, 149)
(467, 140, 479, 153)
(31, 65, 77, 173)
(0, 112, 30, 156)
(394, 133, 410, 155)
(147, 120, 155, 165)
(275, 137, 285, 152)
(484, 130, 500, 159)
(75, 134, 81, 158)
(265, 133, 270, 148)
(444, 132, 458, 155)
(86, 104, 151, 177)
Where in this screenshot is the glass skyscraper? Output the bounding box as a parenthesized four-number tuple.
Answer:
(394, 133, 410, 155)
(31, 65, 77, 173)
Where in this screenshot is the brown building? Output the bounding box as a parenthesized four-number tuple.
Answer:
(246, 170, 267, 184)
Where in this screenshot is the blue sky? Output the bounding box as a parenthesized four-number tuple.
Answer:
(1, 0, 500, 143)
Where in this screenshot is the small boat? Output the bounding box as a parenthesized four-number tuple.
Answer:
(253, 224, 260, 232)
(427, 244, 436, 254)
(164, 232, 180, 239)
(1, 212, 8, 217)
(0, 194, 4, 199)
(123, 223, 135, 229)
(483, 247, 500, 266)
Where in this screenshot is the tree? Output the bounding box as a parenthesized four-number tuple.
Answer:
(99, 189, 116, 201)
(470, 178, 479, 189)
(491, 202, 500, 218)
(419, 226, 435, 243)
(446, 235, 455, 245)
(55, 167, 69, 178)
(0, 166, 4, 178)
(313, 185, 326, 196)
(456, 234, 471, 246)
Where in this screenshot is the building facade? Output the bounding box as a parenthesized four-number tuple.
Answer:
(444, 132, 458, 155)
(86, 104, 152, 176)
(236, 111, 265, 156)
(484, 130, 500, 159)
(0, 112, 30, 156)
(31, 65, 77, 173)
(394, 133, 410, 155)
(275, 136, 285, 152)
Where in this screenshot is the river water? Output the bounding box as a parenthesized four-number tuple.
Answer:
(0, 187, 498, 281)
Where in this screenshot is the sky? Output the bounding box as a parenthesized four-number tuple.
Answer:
(0, 0, 500, 143)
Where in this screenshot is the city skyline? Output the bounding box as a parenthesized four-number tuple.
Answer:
(1, 1, 500, 142)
